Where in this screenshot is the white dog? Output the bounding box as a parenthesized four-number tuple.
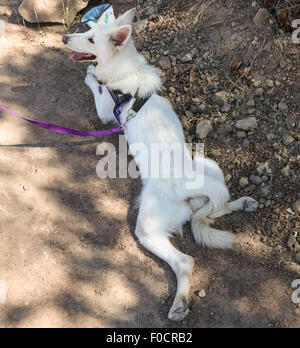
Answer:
(63, 8, 258, 321)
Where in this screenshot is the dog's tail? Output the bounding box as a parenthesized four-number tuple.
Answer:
(191, 200, 235, 250)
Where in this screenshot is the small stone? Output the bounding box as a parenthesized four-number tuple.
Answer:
(242, 138, 250, 147)
(261, 186, 271, 198)
(281, 165, 290, 177)
(250, 175, 262, 185)
(283, 135, 294, 146)
(257, 162, 272, 175)
(255, 88, 264, 96)
(246, 99, 255, 107)
(239, 177, 249, 187)
(293, 200, 300, 214)
(134, 19, 149, 34)
(266, 79, 274, 88)
(169, 87, 176, 94)
(251, 1, 257, 7)
(253, 8, 270, 26)
(159, 57, 171, 70)
(278, 102, 288, 111)
(212, 91, 229, 106)
(185, 110, 193, 118)
(265, 200, 271, 208)
(221, 103, 231, 113)
(180, 53, 193, 63)
(51, 96, 57, 103)
(196, 120, 213, 139)
(295, 253, 300, 263)
(199, 102, 206, 112)
(225, 174, 232, 182)
(196, 289, 206, 298)
(237, 131, 246, 138)
(236, 117, 258, 131)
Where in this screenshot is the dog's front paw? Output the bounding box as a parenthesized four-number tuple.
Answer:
(168, 298, 189, 322)
(85, 73, 98, 89)
(87, 64, 97, 78)
(243, 198, 259, 213)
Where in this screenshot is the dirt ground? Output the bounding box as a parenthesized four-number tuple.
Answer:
(0, 0, 299, 328)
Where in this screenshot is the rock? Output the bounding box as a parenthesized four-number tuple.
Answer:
(225, 174, 232, 182)
(196, 120, 213, 139)
(254, 88, 264, 96)
(295, 253, 300, 263)
(246, 99, 255, 107)
(281, 165, 290, 177)
(185, 110, 194, 118)
(236, 117, 258, 131)
(242, 138, 250, 147)
(239, 177, 249, 187)
(180, 53, 193, 63)
(158, 57, 171, 70)
(266, 79, 274, 88)
(250, 175, 262, 185)
(257, 162, 272, 175)
(212, 91, 229, 106)
(283, 135, 294, 146)
(278, 102, 288, 110)
(237, 131, 246, 138)
(253, 8, 270, 26)
(221, 103, 231, 113)
(265, 200, 271, 208)
(50, 96, 57, 103)
(197, 289, 206, 298)
(18, 0, 88, 24)
(293, 200, 300, 214)
(261, 186, 271, 198)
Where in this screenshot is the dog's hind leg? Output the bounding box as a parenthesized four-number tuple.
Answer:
(208, 196, 259, 219)
(135, 191, 194, 321)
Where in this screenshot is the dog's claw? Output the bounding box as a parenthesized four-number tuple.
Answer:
(243, 199, 259, 213)
(168, 299, 189, 321)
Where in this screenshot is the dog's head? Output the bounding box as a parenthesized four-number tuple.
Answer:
(62, 8, 136, 65)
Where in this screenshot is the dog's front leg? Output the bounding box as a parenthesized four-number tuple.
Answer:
(85, 65, 116, 124)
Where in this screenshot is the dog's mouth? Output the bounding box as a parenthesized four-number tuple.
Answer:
(69, 51, 96, 61)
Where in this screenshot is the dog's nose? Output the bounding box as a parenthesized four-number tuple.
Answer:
(62, 35, 69, 44)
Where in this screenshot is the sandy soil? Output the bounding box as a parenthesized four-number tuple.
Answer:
(0, 0, 299, 328)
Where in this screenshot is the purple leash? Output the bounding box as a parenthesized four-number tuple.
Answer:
(0, 104, 122, 136)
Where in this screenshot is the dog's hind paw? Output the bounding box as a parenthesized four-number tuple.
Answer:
(243, 198, 259, 213)
(168, 299, 189, 322)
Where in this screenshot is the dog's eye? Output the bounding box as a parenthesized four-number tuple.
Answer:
(89, 38, 95, 44)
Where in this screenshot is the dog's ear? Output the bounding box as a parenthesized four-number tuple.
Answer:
(111, 25, 132, 49)
(115, 8, 136, 26)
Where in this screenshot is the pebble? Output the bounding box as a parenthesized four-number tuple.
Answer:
(236, 117, 258, 131)
(293, 200, 300, 214)
(180, 53, 193, 63)
(185, 110, 194, 118)
(266, 79, 274, 88)
(196, 120, 213, 139)
(288, 234, 297, 249)
(225, 174, 232, 182)
(237, 131, 246, 138)
(239, 177, 249, 187)
(159, 57, 171, 70)
(242, 138, 250, 147)
(221, 103, 231, 113)
(278, 102, 288, 111)
(283, 135, 294, 145)
(253, 8, 270, 26)
(212, 91, 229, 106)
(281, 165, 290, 177)
(250, 175, 263, 185)
(255, 88, 264, 96)
(51, 96, 57, 103)
(296, 253, 300, 263)
(265, 200, 271, 208)
(196, 289, 206, 298)
(246, 99, 255, 107)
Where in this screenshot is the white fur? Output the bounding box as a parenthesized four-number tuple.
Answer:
(64, 8, 259, 322)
